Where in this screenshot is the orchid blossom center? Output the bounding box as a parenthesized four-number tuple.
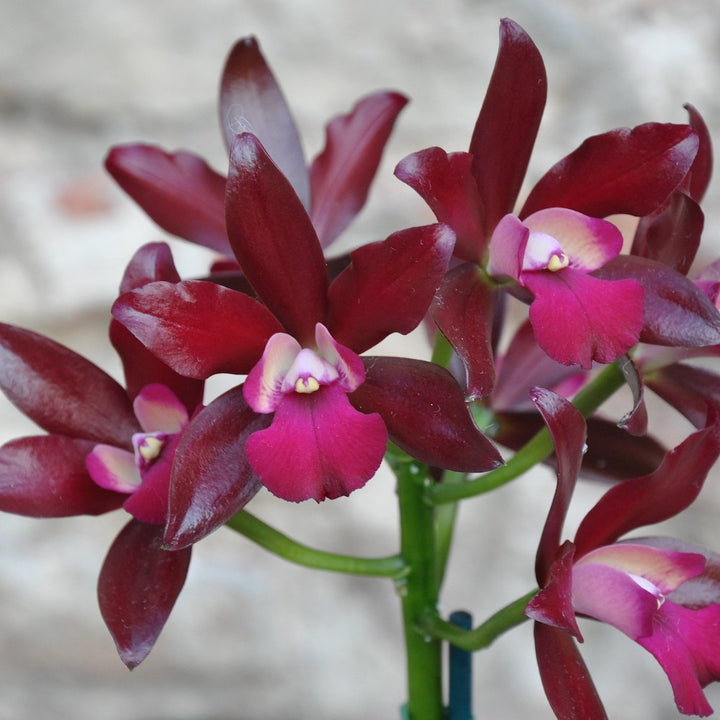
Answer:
(244, 323, 365, 415)
(133, 431, 169, 469)
(523, 231, 570, 273)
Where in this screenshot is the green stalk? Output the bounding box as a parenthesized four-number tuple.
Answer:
(391, 453, 445, 720)
(226, 510, 407, 578)
(427, 360, 626, 505)
(419, 590, 538, 652)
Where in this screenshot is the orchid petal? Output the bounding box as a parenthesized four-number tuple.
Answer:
(351, 357, 503, 472)
(244, 333, 302, 413)
(98, 520, 191, 669)
(314, 323, 365, 392)
(683, 104, 713, 203)
(432, 264, 498, 400)
(164, 385, 267, 549)
(123, 432, 180, 525)
(0, 323, 139, 447)
(523, 208, 623, 272)
(595, 255, 720, 348)
(117, 242, 181, 294)
(327, 223, 454, 353)
(487, 213, 528, 281)
(105, 145, 230, 255)
(631, 191, 704, 275)
(526, 542, 582, 639)
(637, 601, 720, 716)
(578, 543, 705, 595)
(394, 148, 485, 262)
(246, 384, 386, 502)
(310, 91, 408, 247)
(470, 18, 547, 237)
(86, 444, 140, 494)
(226, 133, 327, 344)
(531, 388, 586, 584)
(521, 123, 698, 219)
(112, 280, 283, 378)
(533, 622, 608, 720)
(571, 561, 659, 639)
(616, 354, 648, 436)
(0, 435, 124, 516)
(492, 320, 582, 411)
(524, 270, 644, 369)
(574, 412, 720, 557)
(133, 384, 189, 433)
(219, 37, 309, 206)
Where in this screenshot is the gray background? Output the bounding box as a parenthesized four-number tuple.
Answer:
(2, 1, 720, 718)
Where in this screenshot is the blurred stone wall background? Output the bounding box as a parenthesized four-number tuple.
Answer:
(1, 1, 720, 718)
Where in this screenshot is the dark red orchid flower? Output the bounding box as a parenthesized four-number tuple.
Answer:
(525, 388, 720, 718)
(0, 243, 203, 669)
(112, 131, 504, 548)
(395, 18, 704, 385)
(105, 35, 408, 268)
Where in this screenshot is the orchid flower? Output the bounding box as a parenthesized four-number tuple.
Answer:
(0, 243, 204, 669)
(524, 387, 720, 718)
(112, 131, 503, 548)
(105, 35, 407, 268)
(395, 18, 702, 387)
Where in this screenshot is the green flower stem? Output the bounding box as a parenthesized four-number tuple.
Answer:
(391, 452, 445, 720)
(419, 590, 538, 652)
(226, 510, 408, 578)
(434, 470, 465, 593)
(427, 360, 626, 505)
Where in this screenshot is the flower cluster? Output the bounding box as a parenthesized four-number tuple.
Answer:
(1, 17, 720, 720)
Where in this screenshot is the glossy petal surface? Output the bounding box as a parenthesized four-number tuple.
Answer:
(246, 384, 386, 502)
(112, 280, 283, 378)
(521, 123, 698, 218)
(226, 134, 327, 343)
(98, 520, 191, 668)
(470, 18, 547, 237)
(0, 323, 139, 447)
(327, 223, 454, 353)
(105, 145, 230, 255)
(0, 435, 124, 516)
(165, 385, 267, 549)
(351, 357, 503, 472)
(219, 36, 309, 206)
(394, 148, 485, 262)
(310, 91, 407, 247)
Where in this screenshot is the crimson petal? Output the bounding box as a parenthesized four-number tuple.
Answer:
(164, 385, 267, 549)
(310, 91, 408, 247)
(98, 520, 191, 668)
(631, 191, 704, 275)
(105, 145, 230, 256)
(432, 264, 498, 400)
(521, 123, 698, 219)
(0, 435, 124, 516)
(683, 103, 713, 203)
(533, 622, 608, 720)
(351, 357, 503, 472)
(226, 134, 328, 344)
(574, 411, 720, 557)
(469, 18, 547, 238)
(219, 37, 309, 207)
(531, 389, 586, 584)
(112, 280, 283, 378)
(394, 148, 485, 262)
(111, 243, 203, 409)
(0, 323, 138, 447)
(327, 223, 454, 353)
(595, 255, 720, 347)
